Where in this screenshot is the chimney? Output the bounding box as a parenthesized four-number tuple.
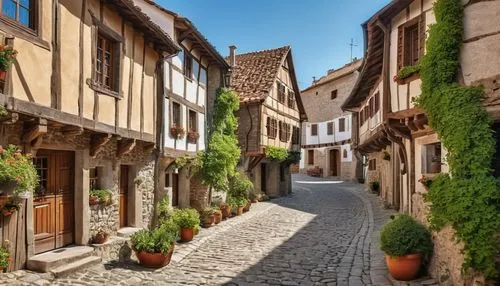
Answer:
(229, 45, 237, 66)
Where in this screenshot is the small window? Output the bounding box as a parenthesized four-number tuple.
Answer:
(422, 142, 442, 174)
(188, 110, 197, 132)
(327, 122, 333, 135)
(172, 102, 181, 127)
(267, 117, 278, 139)
(343, 149, 348, 158)
(311, 124, 318, 136)
(279, 121, 290, 142)
(374, 92, 380, 113)
(184, 51, 192, 78)
(331, 90, 338, 100)
(308, 150, 314, 165)
(339, 118, 346, 132)
(369, 159, 376, 171)
(199, 67, 207, 85)
(359, 109, 365, 125)
(96, 34, 117, 90)
(287, 91, 296, 109)
(277, 82, 286, 103)
(292, 126, 300, 144)
(89, 167, 99, 190)
(1, 0, 35, 29)
(165, 172, 170, 188)
(369, 98, 374, 117)
(33, 157, 48, 193)
(404, 23, 420, 66)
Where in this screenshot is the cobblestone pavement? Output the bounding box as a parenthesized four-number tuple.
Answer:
(0, 174, 395, 286)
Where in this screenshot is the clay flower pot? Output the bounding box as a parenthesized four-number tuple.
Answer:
(385, 254, 422, 281)
(213, 211, 222, 224)
(236, 207, 244, 216)
(220, 205, 231, 219)
(243, 202, 251, 212)
(92, 232, 108, 244)
(135, 245, 174, 268)
(201, 214, 214, 228)
(180, 227, 194, 242)
(251, 199, 258, 204)
(0, 70, 6, 81)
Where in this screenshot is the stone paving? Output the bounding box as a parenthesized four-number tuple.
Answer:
(0, 174, 396, 286)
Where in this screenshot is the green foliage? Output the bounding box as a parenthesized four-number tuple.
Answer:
(369, 181, 380, 192)
(89, 189, 112, 205)
(156, 196, 171, 225)
(226, 195, 247, 208)
(170, 208, 200, 229)
(416, 0, 500, 278)
(201, 88, 241, 191)
(284, 151, 301, 165)
(0, 247, 9, 269)
(130, 224, 177, 254)
(265, 146, 288, 161)
(0, 106, 7, 118)
(0, 45, 17, 71)
(0, 145, 38, 194)
(228, 172, 253, 199)
(396, 64, 421, 80)
(380, 215, 433, 258)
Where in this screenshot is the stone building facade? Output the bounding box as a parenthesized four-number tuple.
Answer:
(342, 0, 500, 284)
(228, 46, 307, 198)
(300, 60, 362, 180)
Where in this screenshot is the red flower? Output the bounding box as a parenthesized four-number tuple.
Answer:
(0, 146, 3, 154)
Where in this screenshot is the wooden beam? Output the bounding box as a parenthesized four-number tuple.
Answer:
(0, 112, 18, 124)
(414, 114, 428, 130)
(405, 117, 418, 132)
(62, 125, 84, 136)
(117, 139, 136, 158)
(144, 142, 156, 154)
(90, 133, 112, 157)
(248, 155, 264, 172)
(178, 29, 193, 43)
(23, 118, 47, 143)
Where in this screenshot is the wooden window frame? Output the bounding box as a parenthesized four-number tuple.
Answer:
(374, 92, 380, 113)
(188, 109, 197, 132)
(327, 122, 333, 135)
(171, 101, 182, 127)
(89, 167, 99, 190)
(339, 118, 346, 132)
(397, 15, 426, 71)
(311, 124, 318, 136)
(287, 91, 296, 109)
(359, 108, 365, 125)
(331, 90, 338, 100)
(308, 150, 314, 165)
(292, 126, 300, 144)
(343, 149, 348, 158)
(369, 159, 377, 171)
(184, 50, 193, 79)
(267, 117, 278, 139)
(277, 82, 286, 104)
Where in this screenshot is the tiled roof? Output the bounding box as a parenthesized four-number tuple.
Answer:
(302, 59, 362, 93)
(229, 46, 291, 103)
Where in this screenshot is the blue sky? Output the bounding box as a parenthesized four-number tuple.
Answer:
(156, 0, 390, 89)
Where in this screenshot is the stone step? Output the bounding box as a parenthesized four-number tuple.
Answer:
(116, 227, 142, 238)
(51, 256, 102, 278)
(27, 246, 94, 273)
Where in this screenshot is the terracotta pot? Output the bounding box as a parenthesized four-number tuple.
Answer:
(243, 202, 251, 212)
(213, 212, 222, 224)
(92, 232, 108, 244)
(201, 214, 214, 228)
(0, 70, 6, 81)
(385, 254, 422, 281)
(251, 199, 258, 204)
(237, 207, 244, 216)
(180, 227, 194, 242)
(135, 245, 174, 268)
(220, 205, 231, 219)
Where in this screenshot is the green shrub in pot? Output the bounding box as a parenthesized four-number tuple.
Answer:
(170, 208, 200, 229)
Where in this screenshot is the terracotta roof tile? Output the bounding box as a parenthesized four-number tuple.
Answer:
(229, 46, 290, 102)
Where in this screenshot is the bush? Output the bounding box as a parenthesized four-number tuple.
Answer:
(228, 172, 253, 199)
(156, 196, 171, 225)
(0, 145, 38, 194)
(170, 208, 200, 229)
(130, 225, 177, 254)
(0, 246, 9, 269)
(380, 215, 433, 258)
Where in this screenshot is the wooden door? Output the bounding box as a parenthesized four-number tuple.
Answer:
(260, 163, 267, 193)
(33, 150, 74, 254)
(119, 165, 129, 228)
(329, 150, 339, 176)
(172, 174, 179, 207)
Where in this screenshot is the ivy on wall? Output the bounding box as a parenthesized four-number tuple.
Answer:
(265, 147, 301, 165)
(417, 0, 500, 278)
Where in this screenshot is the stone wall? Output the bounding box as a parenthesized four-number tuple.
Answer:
(138, 161, 155, 228)
(190, 176, 209, 210)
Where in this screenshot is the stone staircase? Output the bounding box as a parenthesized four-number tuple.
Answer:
(26, 246, 101, 277)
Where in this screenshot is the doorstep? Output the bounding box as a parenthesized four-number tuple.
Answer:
(91, 235, 136, 262)
(116, 227, 142, 238)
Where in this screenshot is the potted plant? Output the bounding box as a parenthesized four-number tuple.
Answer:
(130, 220, 178, 268)
(393, 64, 420, 84)
(212, 207, 222, 224)
(219, 203, 231, 219)
(170, 125, 185, 139)
(0, 246, 9, 272)
(2, 199, 20, 217)
(91, 229, 108, 244)
(380, 215, 433, 281)
(89, 189, 113, 206)
(171, 208, 200, 242)
(243, 200, 251, 212)
(0, 145, 38, 196)
(200, 208, 215, 228)
(369, 181, 380, 194)
(187, 131, 199, 144)
(0, 45, 17, 81)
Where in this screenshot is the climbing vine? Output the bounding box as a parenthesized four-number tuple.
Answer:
(265, 147, 301, 165)
(417, 0, 500, 278)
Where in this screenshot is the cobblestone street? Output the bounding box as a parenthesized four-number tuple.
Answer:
(1, 174, 394, 286)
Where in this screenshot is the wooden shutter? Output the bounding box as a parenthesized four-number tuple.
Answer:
(339, 118, 345, 132)
(375, 92, 380, 113)
(397, 24, 404, 71)
(266, 117, 271, 137)
(327, 122, 333, 135)
(419, 13, 426, 58)
(311, 124, 318, 136)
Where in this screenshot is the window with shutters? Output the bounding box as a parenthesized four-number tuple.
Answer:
(339, 118, 346, 132)
(327, 122, 333, 135)
(267, 117, 278, 139)
(184, 50, 193, 78)
(287, 91, 296, 109)
(279, 121, 284, 141)
(311, 124, 318, 136)
(397, 16, 426, 71)
(359, 109, 365, 125)
(286, 123, 291, 141)
(292, 126, 300, 144)
(277, 82, 286, 103)
(279, 122, 291, 142)
(308, 150, 314, 165)
(331, 90, 338, 100)
(374, 92, 380, 113)
(369, 159, 377, 171)
(369, 98, 374, 117)
(188, 110, 197, 132)
(364, 107, 369, 122)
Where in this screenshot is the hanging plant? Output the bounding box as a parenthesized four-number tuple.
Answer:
(170, 125, 185, 139)
(187, 131, 200, 143)
(0, 145, 38, 196)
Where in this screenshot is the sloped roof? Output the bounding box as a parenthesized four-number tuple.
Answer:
(302, 59, 362, 93)
(229, 46, 291, 103)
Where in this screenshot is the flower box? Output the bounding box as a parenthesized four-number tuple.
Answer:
(187, 131, 199, 143)
(170, 125, 185, 139)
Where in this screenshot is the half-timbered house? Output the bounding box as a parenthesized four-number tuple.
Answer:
(342, 0, 500, 284)
(229, 46, 307, 198)
(0, 0, 178, 272)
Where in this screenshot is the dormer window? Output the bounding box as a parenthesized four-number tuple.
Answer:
(277, 82, 286, 103)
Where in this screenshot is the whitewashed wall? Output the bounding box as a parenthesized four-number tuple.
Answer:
(303, 114, 352, 146)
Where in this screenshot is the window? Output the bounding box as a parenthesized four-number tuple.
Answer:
(369, 98, 374, 117)
(311, 124, 318, 136)
(96, 34, 117, 90)
(89, 168, 99, 190)
(285, 123, 291, 142)
(33, 157, 47, 193)
(287, 91, 296, 109)
(279, 121, 290, 142)
(277, 82, 286, 103)
(343, 149, 348, 158)
(397, 16, 425, 70)
(327, 122, 333, 135)
(267, 117, 278, 139)
(339, 118, 346, 132)
(422, 142, 442, 174)
(292, 126, 300, 144)
(172, 102, 181, 127)
(308, 150, 314, 165)
(331, 90, 338, 100)
(359, 109, 365, 125)
(184, 51, 192, 78)
(1, 0, 35, 29)
(364, 107, 369, 121)
(374, 92, 380, 113)
(199, 67, 207, 85)
(404, 23, 420, 66)
(188, 110, 197, 132)
(368, 159, 376, 171)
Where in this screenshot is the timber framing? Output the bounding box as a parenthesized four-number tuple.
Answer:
(90, 133, 112, 158)
(117, 139, 136, 158)
(301, 139, 352, 149)
(22, 118, 47, 148)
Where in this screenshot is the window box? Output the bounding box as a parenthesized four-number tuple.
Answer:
(187, 131, 199, 144)
(170, 125, 185, 139)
